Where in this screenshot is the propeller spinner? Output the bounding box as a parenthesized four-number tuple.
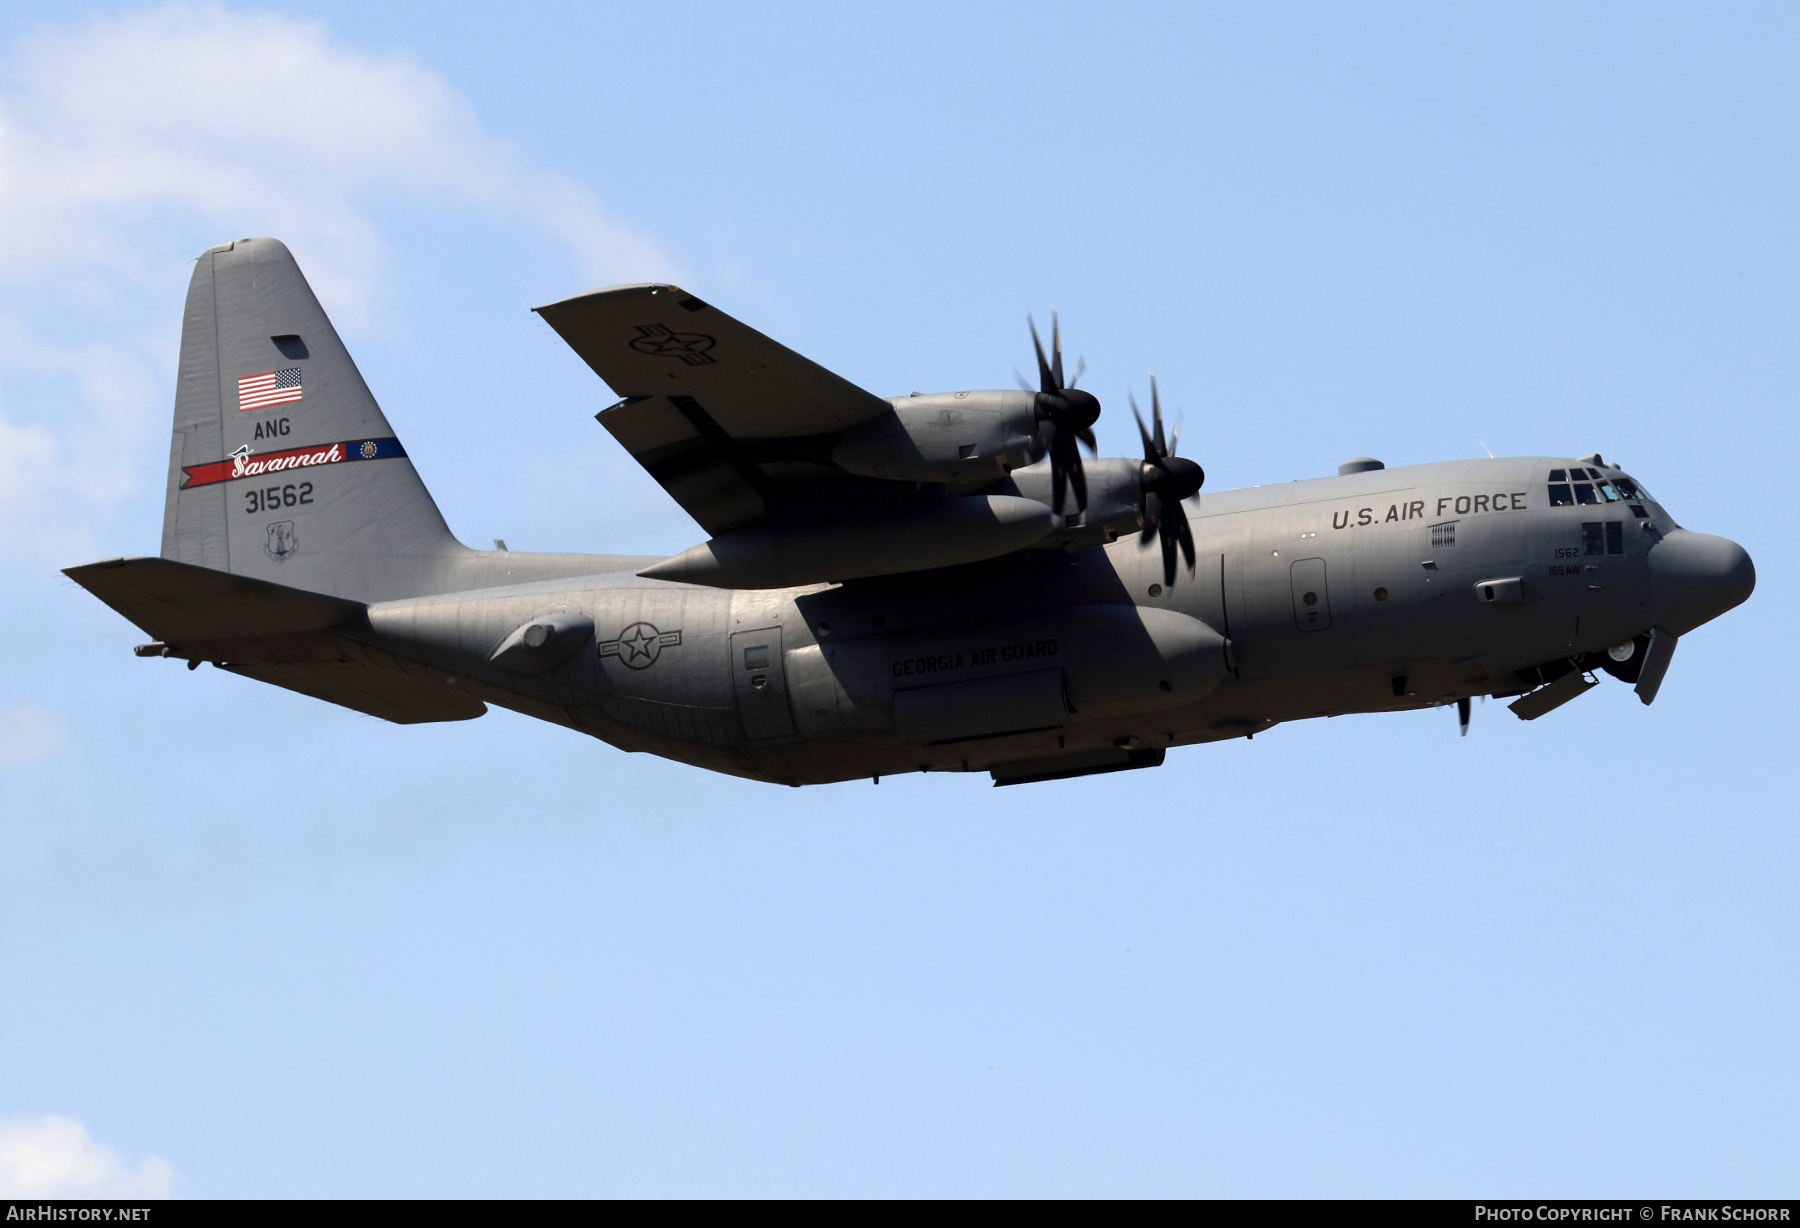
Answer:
(1024, 313, 1100, 514)
(1131, 375, 1205, 588)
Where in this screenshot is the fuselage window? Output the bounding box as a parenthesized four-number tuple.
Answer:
(743, 645, 770, 670)
(1549, 483, 1574, 506)
(1595, 481, 1621, 502)
(1613, 476, 1652, 501)
(1574, 481, 1599, 504)
(1606, 521, 1624, 554)
(1549, 469, 1568, 482)
(1582, 522, 1606, 555)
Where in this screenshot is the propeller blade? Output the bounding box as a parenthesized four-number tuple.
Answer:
(1173, 503, 1195, 571)
(1129, 372, 1206, 589)
(1069, 356, 1086, 388)
(1169, 416, 1182, 458)
(1066, 449, 1088, 512)
(1028, 315, 1055, 392)
(1139, 491, 1162, 545)
(1013, 368, 1035, 393)
(1045, 434, 1089, 513)
(1458, 696, 1471, 737)
(1129, 391, 1158, 463)
(1150, 374, 1166, 456)
(1023, 314, 1100, 516)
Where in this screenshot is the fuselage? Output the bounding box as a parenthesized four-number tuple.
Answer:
(346, 454, 1753, 786)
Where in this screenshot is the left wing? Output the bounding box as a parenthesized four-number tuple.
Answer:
(533, 284, 890, 437)
(535, 285, 928, 536)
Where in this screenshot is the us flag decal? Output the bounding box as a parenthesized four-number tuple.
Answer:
(238, 367, 302, 411)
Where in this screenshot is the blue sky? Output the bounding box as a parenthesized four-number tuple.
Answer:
(0, 1, 1793, 1196)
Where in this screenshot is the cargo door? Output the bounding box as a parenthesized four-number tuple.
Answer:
(730, 627, 796, 742)
(1290, 557, 1332, 631)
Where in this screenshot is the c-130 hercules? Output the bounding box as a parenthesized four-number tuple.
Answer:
(68, 238, 1754, 786)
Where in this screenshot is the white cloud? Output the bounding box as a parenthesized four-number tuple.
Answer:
(0, 703, 61, 768)
(0, 1115, 174, 1198)
(0, 3, 674, 561)
(0, 2, 671, 307)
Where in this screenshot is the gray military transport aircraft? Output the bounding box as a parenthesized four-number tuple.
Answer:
(67, 238, 1755, 786)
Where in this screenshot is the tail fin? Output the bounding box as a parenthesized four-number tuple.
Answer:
(162, 237, 462, 600)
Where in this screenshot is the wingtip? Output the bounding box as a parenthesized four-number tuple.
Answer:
(531, 282, 686, 314)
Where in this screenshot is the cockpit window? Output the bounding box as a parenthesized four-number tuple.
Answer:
(1548, 465, 1634, 507)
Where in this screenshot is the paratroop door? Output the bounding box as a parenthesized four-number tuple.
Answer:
(730, 627, 796, 742)
(1290, 557, 1332, 631)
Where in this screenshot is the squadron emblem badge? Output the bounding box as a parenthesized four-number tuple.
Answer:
(264, 520, 298, 561)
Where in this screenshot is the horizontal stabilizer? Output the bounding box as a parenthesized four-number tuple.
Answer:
(220, 661, 485, 724)
(66, 556, 482, 725)
(65, 556, 362, 659)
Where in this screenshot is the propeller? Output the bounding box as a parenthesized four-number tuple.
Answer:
(1024, 313, 1101, 514)
(1131, 375, 1205, 588)
(1458, 696, 1471, 737)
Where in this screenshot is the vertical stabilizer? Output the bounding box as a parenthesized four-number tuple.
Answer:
(161, 238, 462, 600)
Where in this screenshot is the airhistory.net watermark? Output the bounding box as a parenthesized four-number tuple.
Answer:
(4, 1210, 152, 1222)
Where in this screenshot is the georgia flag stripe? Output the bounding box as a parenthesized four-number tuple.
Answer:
(179, 437, 407, 488)
(238, 367, 303, 411)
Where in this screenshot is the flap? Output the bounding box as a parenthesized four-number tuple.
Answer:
(220, 661, 486, 724)
(597, 391, 934, 536)
(533, 284, 890, 438)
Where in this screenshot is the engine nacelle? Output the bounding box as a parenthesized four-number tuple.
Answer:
(831, 391, 1040, 489)
(637, 494, 1059, 589)
(1010, 456, 1146, 547)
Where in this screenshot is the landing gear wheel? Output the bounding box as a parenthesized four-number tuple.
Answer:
(1598, 633, 1652, 684)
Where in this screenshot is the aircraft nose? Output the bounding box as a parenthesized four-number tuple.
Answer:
(1647, 529, 1755, 635)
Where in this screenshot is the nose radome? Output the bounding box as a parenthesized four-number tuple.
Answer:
(1648, 530, 1755, 635)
